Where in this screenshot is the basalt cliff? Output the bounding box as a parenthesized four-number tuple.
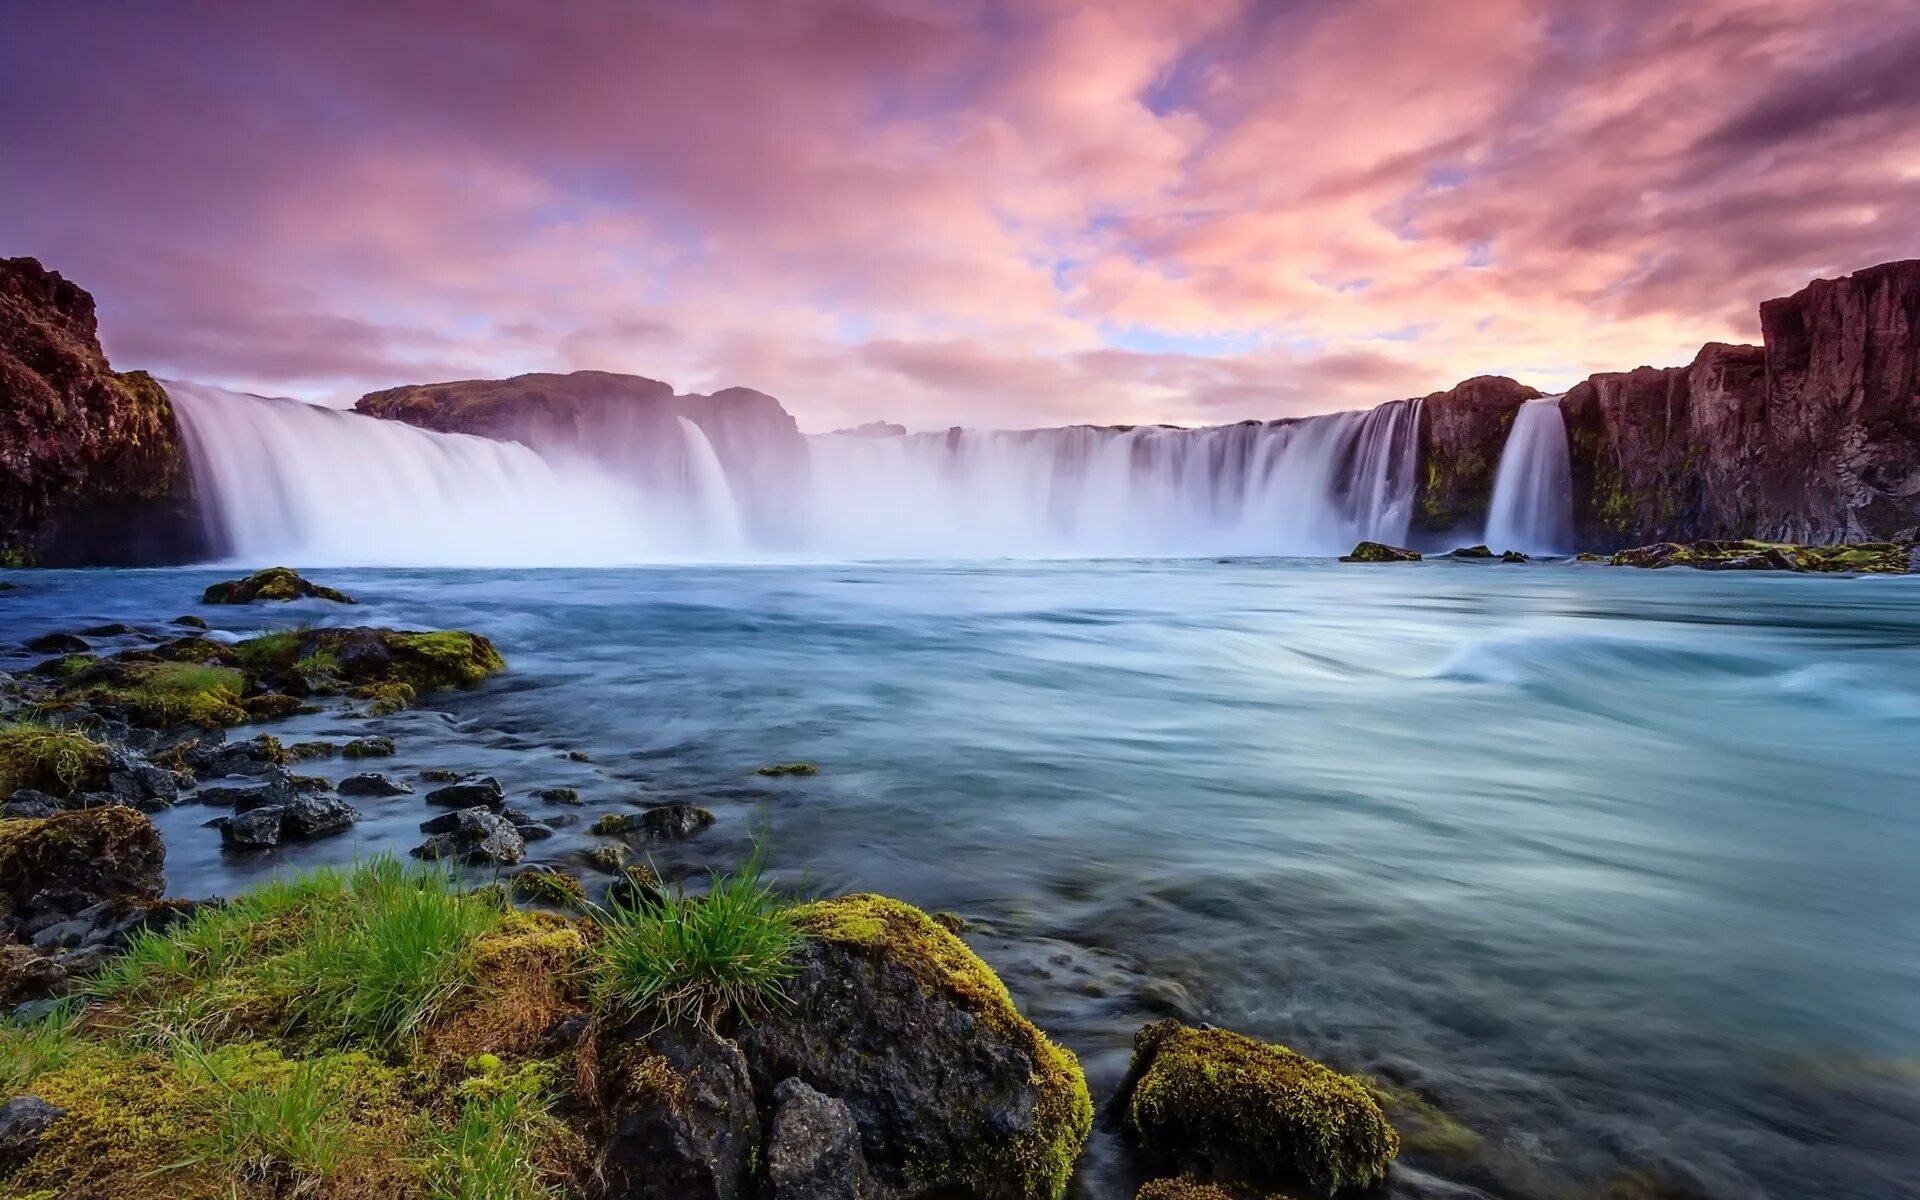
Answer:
(1413, 259, 1920, 546)
(0, 258, 202, 565)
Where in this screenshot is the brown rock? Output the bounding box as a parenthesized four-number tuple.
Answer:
(0, 258, 204, 564)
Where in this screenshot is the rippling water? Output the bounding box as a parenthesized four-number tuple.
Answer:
(5, 559, 1919, 1199)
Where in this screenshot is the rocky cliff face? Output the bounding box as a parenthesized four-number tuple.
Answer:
(0, 258, 203, 565)
(1560, 261, 1920, 545)
(355, 370, 807, 544)
(1411, 375, 1540, 540)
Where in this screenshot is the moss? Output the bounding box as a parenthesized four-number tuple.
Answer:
(0, 720, 109, 799)
(343, 736, 396, 758)
(1122, 1021, 1398, 1193)
(287, 740, 336, 760)
(1363, 1077, 1481, 1158)
(82, 661, 250, 728)
(753, 762, 819, 777)
(794, 894, 1093, 1200)
(0, 807, 158, 897)
(241, 692, 303, 719)
(1135, 1181, 1243, 1200)
(508, 867, 588, 909)
(354, 680, 418, 716)
(380, 631, 507, 691)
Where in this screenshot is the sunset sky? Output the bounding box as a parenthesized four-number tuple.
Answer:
(5, 0, 1918, 431)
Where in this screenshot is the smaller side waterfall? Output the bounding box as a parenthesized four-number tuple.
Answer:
(675, 416, 747, 548)
(1485, 395, 1574, 555)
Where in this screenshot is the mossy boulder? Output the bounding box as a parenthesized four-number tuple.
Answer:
(1339, 541, 1421, 563)
(0, 806, 165, 927)
(1118, 1021, 1397, 1194)
(201, 566, 356, 604)
(1445, 544, 1493, 559)
(1136, 1180, 1239, 1200)
(1609, 539, 1915, 573)
(737, 894, 1093, 1200)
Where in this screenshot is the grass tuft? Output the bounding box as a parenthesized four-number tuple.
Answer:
(591, 845, 802, 1029)
(0, 999, 87, 1092)
(96, 856, 505, 1053)
(422, 1060, 562, 1200)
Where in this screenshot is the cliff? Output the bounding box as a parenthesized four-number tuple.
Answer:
(1411, 375, 1541, 538)
(1559, 260, 1920, 545)
(0, 258, 203, 565)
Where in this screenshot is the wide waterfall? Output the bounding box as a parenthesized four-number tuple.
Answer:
(169, 382, 692, 566)
(169, 382, 1425, 564)
(1484, 395, 1574, 555)
(802, 401, 1424, 558)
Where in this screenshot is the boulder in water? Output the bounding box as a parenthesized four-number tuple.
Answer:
(24, 632, 90, 655)
(216, 805, 283, 849)
(1446, 544, 1493, 558)
(201, 566, 356, 605)
(593, 804, 714, 842)
(737, 893, 1092, 1200)
(341, 735, 395, 758)
(412, 807, 524, 865)
(1340, 541, 1421, 563)
(1499, 549, 1529, 562)
(337, 771, 413, 797)
(425, 776, 506, 810)
(1116, 1020, 1398, 1193)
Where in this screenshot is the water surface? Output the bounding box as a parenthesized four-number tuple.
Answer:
(5, 558, 1917, 1199)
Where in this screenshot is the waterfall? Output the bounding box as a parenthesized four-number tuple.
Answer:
(170, 381, 1427, 564)
(1484, 395, 1574, 555)
(675, 416, 746, 548)
(800, 400, 1423, 558)
(168, 382, 698, 566)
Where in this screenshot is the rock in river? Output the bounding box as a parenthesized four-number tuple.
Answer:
(337, 771, 414, 797)
(412, 807, 524, 865)
(425, 776, 506, 810)
(1116, 1019, 1398, 1194)
(737, 894, 1092, 1200)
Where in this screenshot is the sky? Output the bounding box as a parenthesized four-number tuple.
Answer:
(4, 0, 1918, 433)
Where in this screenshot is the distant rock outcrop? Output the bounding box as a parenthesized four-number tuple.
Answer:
(354, 370, 807, 542)
(0, 258, 203, 565)
(1411, 375, 1541, 537)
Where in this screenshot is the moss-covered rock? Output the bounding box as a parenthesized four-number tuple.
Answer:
(1340, 541, 1421, 563)
(0, 806, 165, 926)
(1609, 539, 1914, 573)
(0, 721, 109, 800)
(753, 762, 819, 777)
(201, 566, 356, 605)
(738, 893, 1093, 1200)
(1119, 1020, 1398, 1194)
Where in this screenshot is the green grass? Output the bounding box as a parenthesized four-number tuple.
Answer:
(422, 1062, 560, 1200)
(234, 626, 311, 671)
(591, 846, 803, 1028)
(181, 1042, 353, 1188)
(96, 856, 505, 1053)
(113, 661, 249, 725)
(0, 1000, 87, 1092)
(0, 719, 109, 799)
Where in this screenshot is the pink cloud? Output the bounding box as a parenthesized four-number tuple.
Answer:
(1, 0, 1915, 429)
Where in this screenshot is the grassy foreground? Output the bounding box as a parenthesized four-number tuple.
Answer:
(0, 854, 801, 1200)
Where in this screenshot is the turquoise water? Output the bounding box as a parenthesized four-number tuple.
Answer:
(5, 559, 1919, 1198)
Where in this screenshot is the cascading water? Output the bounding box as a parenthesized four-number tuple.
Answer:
(1484, 395, 1574, 555)
(168, 382, 691, 566)
(170, 381, 1426, 564)
(801, 400, 1424, 558)
(674, 416, 747, 548)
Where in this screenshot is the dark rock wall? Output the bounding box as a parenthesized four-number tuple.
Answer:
(0, 258, 205, 565)
(1411, 375, 1540, 541)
